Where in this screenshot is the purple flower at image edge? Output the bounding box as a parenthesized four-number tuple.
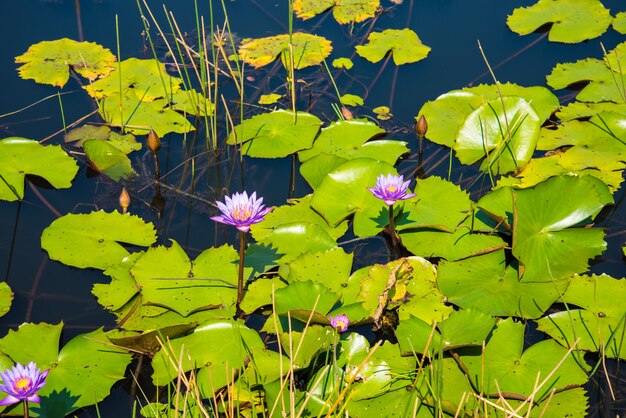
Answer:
(329, 314, 350, 332)
(211, 191, 273, 233)
(368, 173, 416, 206)
(0, 362, 49, 406)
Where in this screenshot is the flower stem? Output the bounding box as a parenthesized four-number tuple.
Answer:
(236, 230, 246, 316)
(23, 400, 29, 418)
(388, 204, 400, 246)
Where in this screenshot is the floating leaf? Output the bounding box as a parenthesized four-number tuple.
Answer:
(373, 105, 392, 120)
(255, 222, 338, 262)
(227, 110, 321, 158)
(98, 91, 194, 137)
(41, 210, 157, 270)
(615, 11, 626, 34)
(83, 139, 134, 181)
(131, 241, 239, 316)
(332, 57, 353, 69)
(151, 320, 264, 387)
(356, 29, 431, 65)
(0, 137, 78, 202)
(170, 88, 213, 116)
(238, 33, 332, 69)
(84, 58, 181, 101)
(251, 195, 348, 242)
(65, 125, 140, 154)
(340, 93, 363, 106)
(537, 274, 626, 359)
(15, 38, 116, 88)
(311, 158, 399, 237)
(0, 283, 12, 318)
(507, 0, 612, 43)
(258, 93, 282, 105)
(108, 323, 197, 356)
(293, 0, 379, 24)
(455, 96, 541, 175)
(92, 253, 142, 312)
(438, 250, 569, 318)
(240, 277, 287, 314)
(274, 281, 339, 316)
(280, 247, 353, 293)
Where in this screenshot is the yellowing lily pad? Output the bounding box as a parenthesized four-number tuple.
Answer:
(507, 0, 612, 43)
(15, 38, 116, 88)
(373, 105, 392, 120)
(356, 29, 431, 65)
(238, 33, 332, 70)
(293, 0, 380, 24)
(615, 11, 626, 34)
(258, 93, 282, 105)
(84, 58, 182, 101)
(332, 57, 353, 69)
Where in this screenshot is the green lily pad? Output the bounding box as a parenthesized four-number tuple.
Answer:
(332, 57, 353, 69)
(537, 274, 626, 359)
(108, 323, 197, 356)
(238, 33, 332, 70)
(151, 320, 264, 387)
(131, 241, 239, 316)
(0, 324, 131, 411)
(280, 247, 353, 293)
(300, 153, 348, 189)
(298, 119, 385, 161)
(0, 283, 12, 318)
(15, 38, 116, 88)
(396, 176, 472, 232)
(455, 96, 541, 175)
(240, 277, 288, 314)
(255, 221, 338, 262)
(311, 158, 400, 237)
(65, 125, 140, 154)
(83, 139, 134, 181)
(510, 175, 612, 282)
(507, 0, 612, 43)
(373, 105, 392, 120)
(98, 90, 194, 137)
(340, 93, 364, 106)
(293, 0, 379, 24)
(170, 88, 213, 116)
(227, 110, 322, 158)
(278, 325, 336, 369)
(274, 281, 340, 316)
(251, 194, 348, 242)
(0, 137, 79, 202)
(614, 11, 626, 34)
(92, 253, 142, 312)
(356, 29, 431, 65)
(41, 210, 157, 270)
(438, 250, 570, 318)
(84, 58, 181, 101)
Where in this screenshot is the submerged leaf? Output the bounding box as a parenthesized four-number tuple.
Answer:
(83, 139, 134, 181)
(356, 29, 431, 65)
(0, 137, 78, 201)
(507, 0, 612, 43)
(15, 38, 116, 87)
(238, 33, 332, 69)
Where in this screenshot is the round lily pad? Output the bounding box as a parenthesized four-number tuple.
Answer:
(356, 29, 431, 65)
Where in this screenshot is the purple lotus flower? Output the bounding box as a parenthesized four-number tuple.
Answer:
(211, 191, 273, 233)
(329, 314, 350, 333)
(0, 362, 49, 406)
(368, 174, 416, 206)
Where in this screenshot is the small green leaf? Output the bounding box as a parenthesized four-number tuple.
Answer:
(373, 105, 392, 120)
(332, 57, 353, 69)
(0, 137, 78, 201)
(507, 0, 612, 43)
(41, 210, 157, 270)
(340, 93, 364, 106)
(356, 29, 431, 65)
(258, 93, 282, 105)
(16, 38, 116, 87)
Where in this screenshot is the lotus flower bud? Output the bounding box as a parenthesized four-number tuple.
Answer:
(119, 187, 130, 214)
(341, 106, 354, 120)
(147, 130, 161, 153)
(415, 115, 428, 138)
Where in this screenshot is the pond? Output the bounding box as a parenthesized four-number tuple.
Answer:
(0, 0, 625, 417)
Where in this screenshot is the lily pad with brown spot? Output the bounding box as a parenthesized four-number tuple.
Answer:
(293, 0, 380, 25)
(238, 33, 332, 70)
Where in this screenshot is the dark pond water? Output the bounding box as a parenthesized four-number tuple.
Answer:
(0, 0, 625, 416)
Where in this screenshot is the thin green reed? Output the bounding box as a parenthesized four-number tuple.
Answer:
(115, 14, 124, 131)
(56, 92, 66, 133)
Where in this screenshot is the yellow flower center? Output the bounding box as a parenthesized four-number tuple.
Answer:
(14, 377, 31, 392)
(336, 319, 348, 329)
(232, 205, 252, 221)
(386, 185, 397, 193)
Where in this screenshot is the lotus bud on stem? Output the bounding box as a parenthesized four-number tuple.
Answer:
(147, 129, 161, 184)
(119, 187, 130, 214)
(341, 106, 354, 120)
(414, 115, 428, 177)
